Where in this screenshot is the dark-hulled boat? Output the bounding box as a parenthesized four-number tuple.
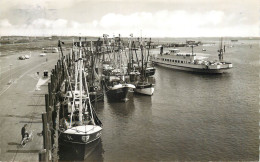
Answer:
(103, 75, 135, 102)
(59, 39, 102, 145)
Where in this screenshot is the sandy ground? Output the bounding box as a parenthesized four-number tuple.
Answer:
(0, 50, 60, 161)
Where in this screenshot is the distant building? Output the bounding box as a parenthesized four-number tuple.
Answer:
(186, 40, 201, 46)
(42, 47, 59, 53)
(52, 36, 59, 40)
(186, 40, 195, 44)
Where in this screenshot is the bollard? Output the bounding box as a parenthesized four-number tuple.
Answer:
(38, 149, 47, 162)
(45, 94, 49, 113)
(42, 113, 48, 150)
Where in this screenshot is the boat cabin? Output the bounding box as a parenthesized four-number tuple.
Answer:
(169, 49, 180, 54)
(158, 49, 197, 64)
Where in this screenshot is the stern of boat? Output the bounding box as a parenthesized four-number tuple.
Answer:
(60, 125, 102, 144)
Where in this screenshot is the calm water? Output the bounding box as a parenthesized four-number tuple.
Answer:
(59, 40, 259, 161)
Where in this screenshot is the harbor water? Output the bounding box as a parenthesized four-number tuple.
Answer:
(59, 40, 259, 161)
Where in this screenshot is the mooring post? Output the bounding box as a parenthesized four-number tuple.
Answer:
(52, 103, 60, 161)
(42, 113, 48, 150)
(45, 94, 49, 113)
(38, 149, 47, 162)
(48, 83, 53, 109)
(46, 123, 52, 161)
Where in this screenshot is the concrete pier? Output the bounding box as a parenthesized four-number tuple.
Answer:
(0, 51, 59, 161)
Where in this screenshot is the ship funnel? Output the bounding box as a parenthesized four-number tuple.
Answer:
(160, 46, 163, 55)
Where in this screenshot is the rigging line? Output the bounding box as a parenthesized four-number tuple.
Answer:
(89, 94, 105, 103)
(83, 69, 95, 126)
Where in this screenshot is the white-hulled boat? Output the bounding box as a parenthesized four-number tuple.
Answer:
(134, 82, 154, 95)
(151, 46, 232, 74)
(134, 44, 155, 96)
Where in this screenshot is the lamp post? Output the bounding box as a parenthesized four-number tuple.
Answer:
(9, 64, 13, 83)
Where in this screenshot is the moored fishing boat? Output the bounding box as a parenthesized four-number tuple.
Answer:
(103, 34, 135, 102)
(134, 44, 155, 96)
(134, 82, 154, 96)
(59, 89, 102, 144)
(103, 74, 135, 101)
(59, 39, 102, 145)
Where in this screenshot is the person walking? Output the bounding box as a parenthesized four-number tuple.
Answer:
(21, 124, 29, 145)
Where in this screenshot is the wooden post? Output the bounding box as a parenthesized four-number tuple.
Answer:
(46, 123, 52, 161)
(48, 111, 53, 128)
(48, 83, 53, 108)
(38, 149, 47, 162)
(42, 113, 48, 150)
(45, 94, 49, 113)
(52, 104, 60, 161)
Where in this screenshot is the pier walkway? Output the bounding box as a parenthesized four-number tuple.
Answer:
(0, 51, 59, 161)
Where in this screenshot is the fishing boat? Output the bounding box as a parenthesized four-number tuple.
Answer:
(133, 63, 155, 77)
(103, 35, 135, 102)
(134, 81, 154, 96)
(144, 66, 156, 77)
(59, 89, 102, 144)
(151, 40, 232, 74)
(134, 44, 155, 96)
(87, 41, 104, 103)
(132, 38, 156, 77)
(59, 39, 102, 145)
(103, 71, 135, 101)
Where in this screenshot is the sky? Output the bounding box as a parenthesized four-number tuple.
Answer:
(0, 0, 259, 37)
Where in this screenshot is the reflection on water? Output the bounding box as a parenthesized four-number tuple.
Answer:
(59, 139, 104, 161)
(107, 96, 136, 117)
(58, 42, 259, 161)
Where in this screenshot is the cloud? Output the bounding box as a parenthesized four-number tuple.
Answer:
(30, 18, 68, 29)
(94, 10, 257, 37)
(0, 0, 82, 10)
(0, 10, 258, 37)
(0, 18, 98, 36)
(0, 19, 12, 28)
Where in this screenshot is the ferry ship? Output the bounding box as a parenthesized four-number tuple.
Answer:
(151, 48, 232, 74)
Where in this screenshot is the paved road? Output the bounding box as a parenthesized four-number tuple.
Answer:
(0, 50, 59, 161)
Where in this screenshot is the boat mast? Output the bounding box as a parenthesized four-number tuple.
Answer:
(140, 40, 144, 81)
(113, 35, 115, 64)
(128, 35, 132, 73)
(218, 37, 224, 62)
(191, 45, 194, 55)
(83, 70, 95, 125)
(129, 34, 133, 70)
(102, 35, 105, 62)
(79, 37, 83, 125)
(118, 34, 122, 75)
(146, 38, 151, 68)
(74, 45, 78, 91)
(58, 40, 76, 128)
(90, 41, 95, 88)
(144, 38, 146, 66)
